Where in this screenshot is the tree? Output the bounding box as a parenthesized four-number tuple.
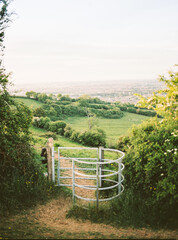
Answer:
(33, 107, 46, 117)
(86, 109, 98, 130)
(116, 67, 178, 228)
(135, 67, 178, 119)
(0, 0, 11, 62)
(0, 1, 52, 213)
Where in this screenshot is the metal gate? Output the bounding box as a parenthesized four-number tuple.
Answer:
(52, 147, 125, 207)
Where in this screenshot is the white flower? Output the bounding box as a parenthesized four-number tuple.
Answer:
(44, 172, 48, 177)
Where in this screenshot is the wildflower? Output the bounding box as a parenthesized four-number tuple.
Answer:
(161, 173, 164, 176)
(171, 132, 178, 137)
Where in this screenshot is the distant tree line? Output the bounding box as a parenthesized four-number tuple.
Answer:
(22, 91, 159, 120)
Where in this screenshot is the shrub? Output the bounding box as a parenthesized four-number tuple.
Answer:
(0, 70, 55, 214)
(49, 121, 66, 135)
(33, 107, 46, 117)
(70, 130, 80, 142)
(79, 128, 106, 147)
(33, 116, 50, 130)
(64, 125, 73, 138)
(119, 118, 178, 228)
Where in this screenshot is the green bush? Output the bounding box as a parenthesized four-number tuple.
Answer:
(70, 130, 80, 142)
(0, 70, 57, 214)
(49, 120, 66, 135)
(33, 116, 51, 130)
(118, 118, 178, 228)
(79, 128, 106, 147)
(64, 124, 73, 138)
(33, 107, 46, 117)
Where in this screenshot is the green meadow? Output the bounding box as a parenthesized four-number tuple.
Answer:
(64, 113, 151, 144)
(30, 126, 119, 161)
(13, 97, 151, 145)
(13, 97, 44, 109)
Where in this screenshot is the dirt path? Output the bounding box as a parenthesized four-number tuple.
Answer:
(55, 153, 97, 204)
(12, 196, 175, 239)
(20, 153, 176, 239)
(1, 155, 177, 239)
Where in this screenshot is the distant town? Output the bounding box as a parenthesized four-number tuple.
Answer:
(9, 79, 164, 104)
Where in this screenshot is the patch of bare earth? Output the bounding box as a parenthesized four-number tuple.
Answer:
(23, 197, 177, 239)
(20, 154, 177, 239)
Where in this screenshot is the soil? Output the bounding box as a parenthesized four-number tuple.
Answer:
(24, 197, 177, 239)
(1, 154, 177, 239)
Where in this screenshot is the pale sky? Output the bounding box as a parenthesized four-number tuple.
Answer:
(3, 0, 178, 85)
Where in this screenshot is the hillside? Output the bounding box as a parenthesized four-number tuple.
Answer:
(13, 95, 153, 145)
(65, 113, 151, 143)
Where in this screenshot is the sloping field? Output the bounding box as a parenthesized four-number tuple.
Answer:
(12, 97, 44, 109)
(65, 113, 151, 144)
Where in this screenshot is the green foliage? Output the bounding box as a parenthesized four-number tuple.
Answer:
(23, 90, 157, 121)
(120, 118, 178, 228)
(0, 0, 11, 55)
(0, 70, 55, 213)
(135, 68, 178, 119)
(33, 107, 46, 117)
(0, 0, 62, 214)
(77, 128, 106, 147)
(48, 120, 66, 135)
(65, 114, 151, 144)
(114, 69, 178, 228)
(64, 125, 106, 147)
(33, 117, 66, 135)
(64, 124, 73, 138)
(33, 116, 51, 129)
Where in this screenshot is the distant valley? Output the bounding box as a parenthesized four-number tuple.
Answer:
(9, 79, 164, 104)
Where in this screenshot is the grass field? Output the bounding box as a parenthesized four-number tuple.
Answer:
(64, 112, 151, 145)
(30, 126, 119, 161)
(13, 97, 44, 109)
(12, 97, 151, 144)
(14, 96, 152, 145)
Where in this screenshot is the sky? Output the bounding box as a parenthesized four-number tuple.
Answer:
(3, 0, 178, 85)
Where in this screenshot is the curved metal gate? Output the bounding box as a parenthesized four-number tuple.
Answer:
(52, 147, 125, 208)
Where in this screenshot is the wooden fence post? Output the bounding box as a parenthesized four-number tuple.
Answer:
(46, 138, 53, 181)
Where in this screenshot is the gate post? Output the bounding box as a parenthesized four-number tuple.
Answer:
(72, 159, 75, 204)
(46, 138, 53, 181)
(99, 147, 104, 187)
(118, 161, 121, 194)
